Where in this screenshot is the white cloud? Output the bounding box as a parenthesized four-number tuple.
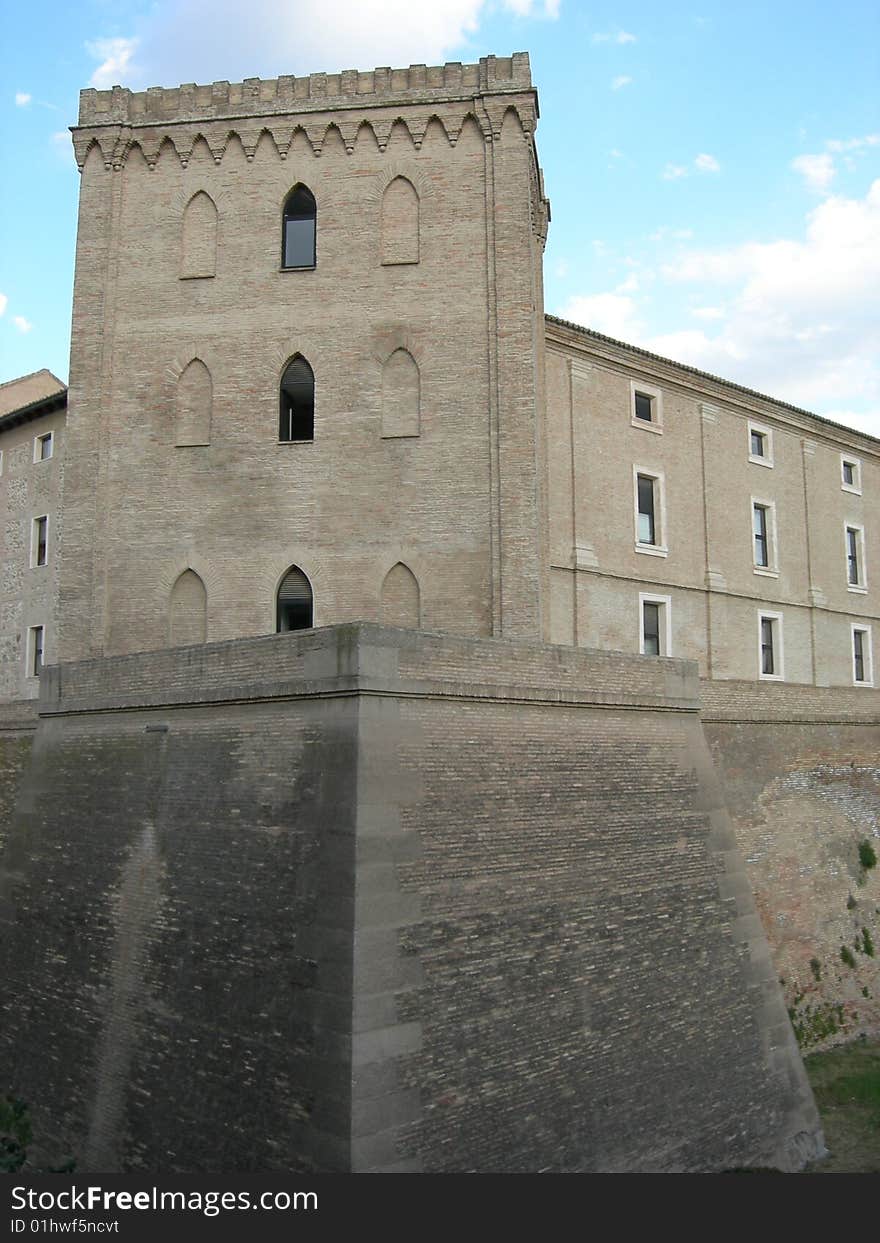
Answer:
(662, 164, 687, 180)
(87, 37, 140, 89)
(649, 226, 694, 241)
(826, 134, 879, 153)
(14, 92, 31, 107)
(792, 152, 836, 194)
(656, 180, 880, 411)
(0, 293, 7, 316)
(592, 30, 636, 44)
(558, 292, 641, 340)
(695, 152, 720, 173)
(83, 1, 558, 89)
(13, 316, 32, 334)
(611, 75, 632, 90)
(609, 148, 624, 160)
(691, 306, 725, 320)
(616, 273, 639, 293)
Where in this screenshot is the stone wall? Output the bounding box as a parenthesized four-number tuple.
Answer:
(0, 626, 822, 1172)
(702, 679, 880, 1052)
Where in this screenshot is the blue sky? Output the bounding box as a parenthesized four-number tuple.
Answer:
(2, 1, 878, 432)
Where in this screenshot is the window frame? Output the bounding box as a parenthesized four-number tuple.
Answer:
(30, 514, 49, 568)
(280, 184, 317, 272)
(851, 623, 873, 686)
(639, 592, 672, 657)
(33, 431, 53, 463)
(757, 611, 784, 681)
(26, 624, 45, 679)
(747, 420, 773, 467)
(751, 497, 778, 577)
(278, 355, 316, 443)
(845, 522, 867, 593)
(841, 455, 862, 495)
(630, 380, 663, 434)
(633, 466, 667, 557)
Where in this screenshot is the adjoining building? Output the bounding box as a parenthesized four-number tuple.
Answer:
(0, 370, 66, 701)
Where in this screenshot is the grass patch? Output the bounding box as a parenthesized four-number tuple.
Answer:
(804, 1039, 880, 1173)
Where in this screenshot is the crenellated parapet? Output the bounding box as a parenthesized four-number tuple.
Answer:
(72, 54, 538, 171)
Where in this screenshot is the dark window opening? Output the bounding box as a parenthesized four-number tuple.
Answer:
(643, 602, 661, 656)
(847, 527, 861, 585)
(282, 185, 316, 269)
(38, 433, 53, 461)
(31, 625, 44, 677)
(634, 392, 653, 422)
(277, 566, 313, 632)
(854, 630, 866, 682)
(637, 475, 656, 544)
(750, 430, 766, 457)
(843, 461, 855, 486)
(753, 504, 768, 567)
(761, 617, 775, 676)
(35, 516, 48, 567)
(279, 355, 315, 442)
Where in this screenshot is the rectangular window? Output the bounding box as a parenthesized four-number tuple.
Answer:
(852, 625, 873, 685)
(638, 475, 655, 544)
(846, 524, 866, 590)
(633, 468, 667, 555)
(34, 432, 53, 462)
(751, 499, 777, 573)
(758, 612, 784, 680)
(31, 515, 48, 568)
(639, 593, 671, 657)
(27, 625, 44, 678)
(841, 455, 861, 494)
(630, 381, 663, 432)
(748, 421, 773, 467)
(753, 503, 769, 567)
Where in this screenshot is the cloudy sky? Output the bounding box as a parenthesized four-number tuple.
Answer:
(2, 1, 878, 433)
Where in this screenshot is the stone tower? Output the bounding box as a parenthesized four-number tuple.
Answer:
(60, 55, 550, 663)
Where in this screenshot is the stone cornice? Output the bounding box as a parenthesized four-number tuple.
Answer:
(546, 314, 880, 458)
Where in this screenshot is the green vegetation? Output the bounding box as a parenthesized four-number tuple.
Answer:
(840, 945, 857, 968)
(858, 839, 877, 871)
(809, 957, 822, 982)
(0, 1096, 31, 1174)
(804, 1040, 880, 1173)
(862, 927, 875, 957)
(788, 1000, 846, 1049)
(847, 894, 858, 910)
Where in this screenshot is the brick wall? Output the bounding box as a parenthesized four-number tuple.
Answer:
(0, 626, 822, 1171)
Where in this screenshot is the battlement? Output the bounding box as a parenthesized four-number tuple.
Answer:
(77, 53, 533, 127)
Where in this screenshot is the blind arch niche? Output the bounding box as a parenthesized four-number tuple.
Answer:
(181, 191, 217, 278)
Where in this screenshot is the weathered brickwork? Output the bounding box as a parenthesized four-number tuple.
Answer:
(59, 55, 549, 666)
(702, 680, 880, 1051)
(0, 626, 823, 1172)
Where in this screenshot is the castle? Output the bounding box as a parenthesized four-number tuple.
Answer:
(2, 52, 878, 1173)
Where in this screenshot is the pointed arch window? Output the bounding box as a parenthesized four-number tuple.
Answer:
(279, 355, 315, 442)
(282, 184, 316, 270)
(277, 566, 313, 632)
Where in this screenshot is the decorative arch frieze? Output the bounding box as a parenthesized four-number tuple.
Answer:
(72, 101, 524, 172)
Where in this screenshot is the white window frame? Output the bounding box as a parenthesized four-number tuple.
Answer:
(633, 466, 668, 557)
(757, 611, 784, 681)
(748, 420, 774, 468)
(751, 497, 778, 577)
(841, 455, 862, 495)
(0, 449, 4, 476)
(851, 623, 873, 687)
(33, 431, 54, 463)
(845, 522, 867, 593)
(30, 514, 49, 568)
(26, 624, 45, 679)
(630, 380, 663, 434)
(639, 592, 672, 657)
